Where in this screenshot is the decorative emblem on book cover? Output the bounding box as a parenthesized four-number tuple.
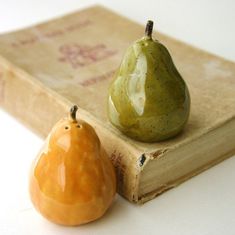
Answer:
(58, 43, 117, 68)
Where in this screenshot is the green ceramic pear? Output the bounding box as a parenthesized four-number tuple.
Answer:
(108, 20, 190, 142)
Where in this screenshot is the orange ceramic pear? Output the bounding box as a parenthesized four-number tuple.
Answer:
(29, 105, 116, 226)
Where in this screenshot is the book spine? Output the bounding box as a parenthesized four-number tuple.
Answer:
(0, 55, 141, 203)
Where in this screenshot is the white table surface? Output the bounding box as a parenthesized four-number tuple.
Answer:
(0, 1, 235, 234)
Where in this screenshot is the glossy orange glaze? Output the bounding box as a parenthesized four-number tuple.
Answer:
(29, 109, 116, 226)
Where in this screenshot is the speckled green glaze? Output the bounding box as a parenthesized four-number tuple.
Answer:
(107, 21, 190, 142)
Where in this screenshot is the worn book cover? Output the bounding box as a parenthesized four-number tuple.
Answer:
(0, 5, 234, 203)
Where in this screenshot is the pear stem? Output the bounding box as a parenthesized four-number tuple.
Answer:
(145, 20, 154, 38)
(70, 105, 78, 122)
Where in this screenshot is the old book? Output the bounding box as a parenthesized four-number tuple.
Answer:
(0, 5, 234, 204)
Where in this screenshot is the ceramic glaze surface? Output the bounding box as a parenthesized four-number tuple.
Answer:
(29, 107, 116, 226)
(108, 22, 190, 142)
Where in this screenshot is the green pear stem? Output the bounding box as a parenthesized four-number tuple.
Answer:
(70, 105, 78, 122)
(145, 20, 154, 38)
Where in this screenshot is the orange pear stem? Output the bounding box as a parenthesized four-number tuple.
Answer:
(70, 105, 78, 122)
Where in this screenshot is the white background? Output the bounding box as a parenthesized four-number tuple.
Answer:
(0, 1, 235, 234)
